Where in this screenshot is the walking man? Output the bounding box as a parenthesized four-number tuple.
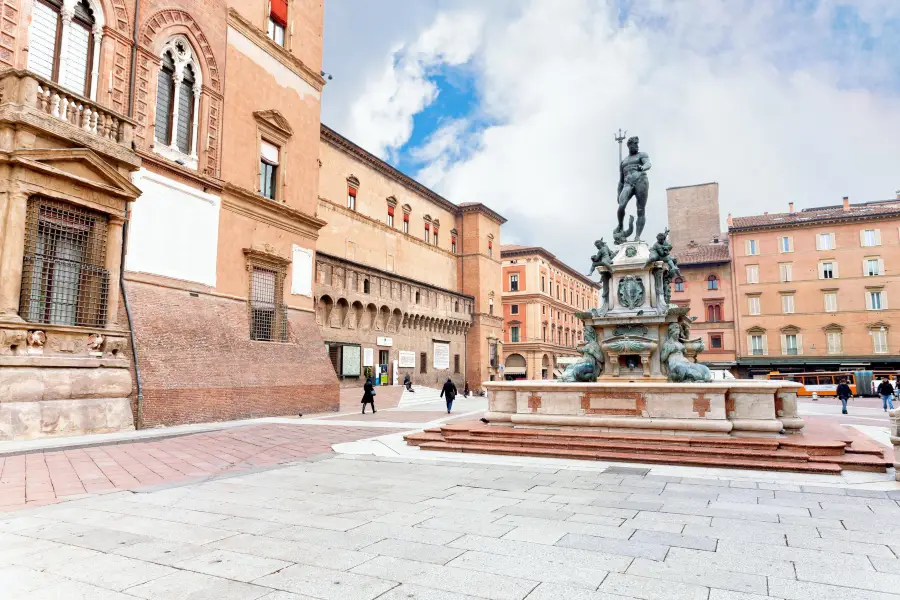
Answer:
(877, 375, 895, 411)
(441, 377, 457, 414)
(835, 377, 852, 415)
(361, 377, 376, 414)
(403, 373, 414, 392)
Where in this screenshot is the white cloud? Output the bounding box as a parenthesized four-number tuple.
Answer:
(327, 0, 900, 268)
(339, 11, 484, 160)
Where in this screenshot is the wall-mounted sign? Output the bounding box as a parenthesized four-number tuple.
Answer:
(398, 351, 416, 368)
(362, 347, 374, 367)
(376, 336, 393, 347)
(433, 342, 450, 370)
(341, 345, 361, 377)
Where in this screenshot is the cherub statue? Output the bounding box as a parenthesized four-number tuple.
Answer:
(587, 238, 613, 276)
(649, 228, 680, 277)
(612, 215, 635, 246)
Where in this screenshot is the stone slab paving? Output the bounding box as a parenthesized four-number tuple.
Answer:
(1, 452, 900, 599)
(0, 425, 400, 512)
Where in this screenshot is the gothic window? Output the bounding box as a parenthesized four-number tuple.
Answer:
(154, 37, 202, 168)
(707, 274, 718, 290)
(28, 0, 103, 99)
(673, 277, 685, 292)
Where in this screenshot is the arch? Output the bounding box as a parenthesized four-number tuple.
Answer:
(350, 300, 364, 330)
(707, 274, 719, 290)
(454, 300, 460, 313)
(378, 305, 391, 331)
(363, 278, 371, 294)
(673, 276, 685, 292)
(414, 290, 421, 304)
(347, 175, 360, 187)
(336, 298, 349, 328)
(364, 303, 378, 330)
(318, 295, 334, 327)
(140, 9, 221, 92)
(391, 308, 403, 332)
(105, 0, 130, 33)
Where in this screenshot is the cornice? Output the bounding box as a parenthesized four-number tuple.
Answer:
(501, 246, 599, 289)
(137, 151, 224, 192)
(458, 202, 507, 225)
(729, 210, 900, 233)
(227, 8, 326, 92)
(223, 182, 326, 240)
(321, 124, 507, 223)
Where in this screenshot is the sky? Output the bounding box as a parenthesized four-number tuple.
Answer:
(320, 0, 900, 268)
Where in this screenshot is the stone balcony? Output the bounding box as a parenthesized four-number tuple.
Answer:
(0, 69, 140, 168)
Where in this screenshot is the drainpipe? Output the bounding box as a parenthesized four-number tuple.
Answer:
(124, 0, 144, 427)
(120, 216, 144, 428)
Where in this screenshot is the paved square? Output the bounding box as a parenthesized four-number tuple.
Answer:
(2, 449, 899, 599)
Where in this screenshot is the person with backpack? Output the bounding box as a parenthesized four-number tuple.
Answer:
(877, 376, 895, 411)
(835, 377, 852, 415)
(440, 377, 457, 414)
(361, 377, 376, 414)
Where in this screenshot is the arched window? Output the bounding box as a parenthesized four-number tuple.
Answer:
(454, 301, 459, 312)
(28, 0, 104, 99)
(415, 290, 420, 304)
(363, 278, 370, 294)
(706, 303, 722, 322)
(673, 277, 685, 292)
(707, 274, 719, 290)
(154, 37, 202, 168)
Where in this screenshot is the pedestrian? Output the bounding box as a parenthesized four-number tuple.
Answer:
(403, 374, 414, 392)
(440, 377, 457, 414)
(835, 377, 852, 415)
(463, 381, 470, 398)
(361, 377, 376, 414)
(877, 376, 895, 412)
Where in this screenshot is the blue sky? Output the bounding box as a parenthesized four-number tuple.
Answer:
(322, 0, 900, 267)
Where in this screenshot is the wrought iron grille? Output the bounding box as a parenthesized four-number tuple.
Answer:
(19, 197, 109, 327)
(249, 266, 288, 342)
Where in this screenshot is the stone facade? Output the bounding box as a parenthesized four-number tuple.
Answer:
(0, 0, 338, 438)
(500, 245, 601, 380)
(730, 196, 900, 377)
(316, 127, 506, 391)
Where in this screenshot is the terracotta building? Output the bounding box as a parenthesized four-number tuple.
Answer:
(666, 183, 737, 370)
(500, 245, 600, 380)
(315, 125, 506, 390)
(729, 196, 900, 377)
(0, 0, 338, 439)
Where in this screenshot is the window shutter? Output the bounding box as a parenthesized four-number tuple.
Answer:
(875, 229, 882, 245)
(797, 334, 803, 355)
(762, 335, 768, 355)
(866, 292, 873, 310)
(879, 258, 885, 275)
(883, 292, 889, 310)
(860, 230, 867, 246)
(832, 262, 839, 278)
(863, 259, 869, 276)
(155, 53, 175, 144)
(175, 67, 195, 154)
(817, 263, 824, 279)
(28, 1, 60, 81)
(815, 235, 822, 251)
(830, 233, 836, 249)
(788, 237, 794, 252)
(747, 336, 753, 355)
(780, 334, 787, 355)
(745, 240, 751, 255)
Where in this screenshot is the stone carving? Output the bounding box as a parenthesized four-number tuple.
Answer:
(0, 329, 27, 356)
(103, 336, 128, 358)
(625, 246, 637, 258)
(87, 333, 104, 355)
(616, 136, 651, 242)
(677, 313, 706, 362)
(599, 335, 658, 378)
(26, 330, 46, 354)
(558, 326, 604, 382)
(617, 276, 644, 309)
(648, 229, 681, 278)
(661, 323, 712, 382)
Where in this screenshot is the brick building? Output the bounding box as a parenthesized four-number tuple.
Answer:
(666, 183, 737, 370)
(500, 245, 600, 380)
(315, 126, 506, 390)
(0, 0, 339, 438)
(729, 195, 900, 377)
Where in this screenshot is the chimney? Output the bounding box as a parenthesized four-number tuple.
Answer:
(788, 202, 795, 214)
(727, 213, 733, 227)
(842, 196, 850, 211)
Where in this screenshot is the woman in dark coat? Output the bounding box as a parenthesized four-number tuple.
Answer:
(361, 378, 376, 413)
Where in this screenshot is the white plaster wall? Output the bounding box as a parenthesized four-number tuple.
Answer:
(127, 169, 220, 286)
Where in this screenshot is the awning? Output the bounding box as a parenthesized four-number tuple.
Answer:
(503, 366, 527, 375)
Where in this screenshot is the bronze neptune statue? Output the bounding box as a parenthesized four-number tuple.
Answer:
(615, 136, 651, 242)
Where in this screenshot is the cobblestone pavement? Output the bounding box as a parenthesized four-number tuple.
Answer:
(2, 452, 900, 599)
(0, 425, 400, 512)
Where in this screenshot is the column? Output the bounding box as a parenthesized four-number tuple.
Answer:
(89, 28, 103, 101)
(0, 188, 29, 321)
(57, 7, 74, 91)
(169, 70, 183, 150)
(189, 82, 201, 158)
(104, 215, 124, 328)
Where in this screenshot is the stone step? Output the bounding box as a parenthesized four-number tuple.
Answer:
(432, 433, 815, 463)
(415, 441, 843, 474)
(813, 452, 894, 472)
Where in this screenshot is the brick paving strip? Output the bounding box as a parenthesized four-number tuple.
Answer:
(0, 424, 402, 512)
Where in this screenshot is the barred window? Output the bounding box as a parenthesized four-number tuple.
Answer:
(20, 197, 109, 327)
(249, 265, 287, 342)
